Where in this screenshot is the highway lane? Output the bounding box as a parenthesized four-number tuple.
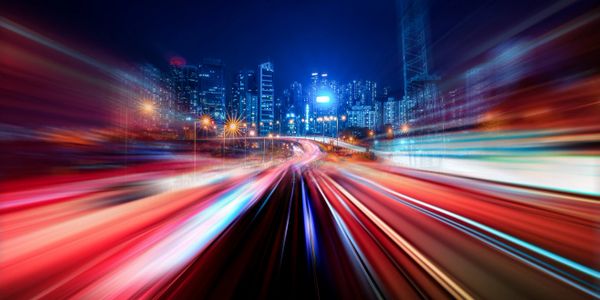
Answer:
(163, 168, 378, 299)
(310, 163, 598, 299)
(0, 139, 598, 299)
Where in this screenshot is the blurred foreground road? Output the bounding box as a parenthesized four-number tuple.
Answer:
(1, 139, 598, 299)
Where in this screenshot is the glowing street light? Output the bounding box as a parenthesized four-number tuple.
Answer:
(199, 116, 212, 138)
(224, 116, 242, 137)
(268, 133, 275, 161)
(223, 116, 242, 160)
(141, 102, 155, 114)
(401, 124, 410, 134)
(194, 115, 212, 169)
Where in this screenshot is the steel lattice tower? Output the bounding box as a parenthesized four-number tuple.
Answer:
(399, 0, 430, 95)
(398, 0, 439, 125)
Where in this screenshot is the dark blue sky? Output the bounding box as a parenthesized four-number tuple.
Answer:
(3, 0, 575, 93)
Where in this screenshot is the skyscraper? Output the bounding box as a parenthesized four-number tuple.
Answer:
(382, 96, 399, 128)
(348, 105, 377, 130)
(231, 70, 257, 123)
(308, 72, 339, 135)
(138, 64, 171, 128)
(230, 72, 243, 117)
(199, 58, 226, 123)
(281, 81, 304, 135)
(246, 73, 259, 127)
(274, 96, 282, 132)
(258, 62, 274, 136)
(398, 0, 440, 127)
(165, 62, 200, 121)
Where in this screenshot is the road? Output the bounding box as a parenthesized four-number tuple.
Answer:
(1, 139, 598, 299)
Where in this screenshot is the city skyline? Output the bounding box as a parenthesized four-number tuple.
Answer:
(3, 0, 597, 132)
(5, 0, 588, 91)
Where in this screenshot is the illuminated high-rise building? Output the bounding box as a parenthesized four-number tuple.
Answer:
(231, 70, 258, 124)
(258, 61, 274, 135)
(165, 62, 200, 122)
(382, 96, 399, 128)
(199, 58, 226, 123)
(308, 72, 340, 135)
(281, 81, 303, 135)
(138, 64, 172, 128)
(348, 105, 377, 129)
(398, 0, 440, 127)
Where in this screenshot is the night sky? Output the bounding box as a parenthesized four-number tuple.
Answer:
(2, 0, 576, 94)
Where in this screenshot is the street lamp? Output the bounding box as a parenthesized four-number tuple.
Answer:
(401, 123, 410, 134)
(141, 102, 155, 114)
(262, 131, 267, 163)
(333, 116, 339, 147)
(269, 133, 274, 161)
(242, 122, 248, 163)
(316, 117, 324, 142)
(200, 116, 211, 138)
(223, 118, 241, 160)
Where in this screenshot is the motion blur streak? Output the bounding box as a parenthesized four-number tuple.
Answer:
(1, 139, 598, 298)
(1, 1, 600, 298)
(340, 169, 599, 296)
(0, 160, 272, 297)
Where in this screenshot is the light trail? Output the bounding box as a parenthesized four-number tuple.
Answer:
(322, 173, 474, 300)
(341, 169, 599, 297)
(1, 139, 597, 299)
